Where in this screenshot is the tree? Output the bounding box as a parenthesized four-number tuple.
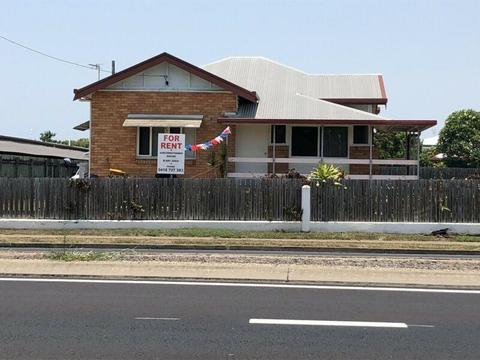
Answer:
(373, 131, 407, 159)
(419, 146, 443, 167)
(38, 131, 89, 149)
(437, 109, 480, 168)
(40, 130, 56, 143)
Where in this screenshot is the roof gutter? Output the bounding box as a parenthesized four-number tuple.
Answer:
(321, 98, 388, 105)
(217, 118, 437, 131)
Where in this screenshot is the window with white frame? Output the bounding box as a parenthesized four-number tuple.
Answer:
(270, 125, 286, 144)
(353, 125, 369, 145)
(323, 127, 348, 157)
(291, 127, 319, 156)
(290, 126, 348, 158)
(137, 127, 196, 159)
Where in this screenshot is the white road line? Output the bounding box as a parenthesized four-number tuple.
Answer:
(135, 317, 180, 321)
(249, 319, 411, 328)
(0, 277, 479, 294)
(409, 324, 435, 328)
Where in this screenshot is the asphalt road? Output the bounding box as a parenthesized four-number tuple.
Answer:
(0, 278, 479, 359)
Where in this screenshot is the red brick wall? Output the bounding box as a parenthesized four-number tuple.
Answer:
(90, 91, 237, 177)
(267, 145, 289, 173)
(349, 146, 379, 175)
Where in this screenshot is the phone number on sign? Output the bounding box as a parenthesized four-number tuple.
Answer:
(157, 168, 183, 173)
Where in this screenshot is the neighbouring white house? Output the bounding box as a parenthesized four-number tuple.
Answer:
(73, 52, 436, 179)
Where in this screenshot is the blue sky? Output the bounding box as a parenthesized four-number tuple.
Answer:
(0, 0, 478, 140)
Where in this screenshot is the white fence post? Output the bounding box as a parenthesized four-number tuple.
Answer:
(301, 185, 311, 232)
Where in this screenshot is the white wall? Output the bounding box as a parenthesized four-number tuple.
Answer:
(235, 124, 269, 174)
(107, 62, 223, 91)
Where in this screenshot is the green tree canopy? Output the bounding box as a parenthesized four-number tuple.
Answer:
(39, 130, 89, 149)
(437, 109, 480, 168)
(39, 130, 56, 143)
(373, 131, 407, 159)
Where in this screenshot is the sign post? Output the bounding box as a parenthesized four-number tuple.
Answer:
(157, 133, 185, 175)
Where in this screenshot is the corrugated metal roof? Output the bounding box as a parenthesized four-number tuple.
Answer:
(203, 57, 384, 99)
(0, 136, 88, 160)
(203, 57, 388, 121)
(236, 93, 389, 121)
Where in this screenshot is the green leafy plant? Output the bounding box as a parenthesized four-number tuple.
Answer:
(207, 143, 228, 177)
(46, 251, 116, 262)
(283, 206, 303, 221)
(420, 146, 444, 168)
(69, 179, 91, 192)
(308, 163, 345, 187)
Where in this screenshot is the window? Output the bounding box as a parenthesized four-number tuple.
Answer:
(353, 125, 369, 145)
(151, 127, 167, 156)
(137, 127, 196, 159)
(138, 127, 150, 156)
(323, 127, 348, 157)
(270, 125, 286, 144)
(291, 127, 318, 156)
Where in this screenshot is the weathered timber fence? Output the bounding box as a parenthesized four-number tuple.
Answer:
(0, 178, 303, 221)
(0, 178, 479, 223)
(311, 180, 480, 223)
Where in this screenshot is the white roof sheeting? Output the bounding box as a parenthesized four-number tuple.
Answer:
(239, 93, 390, 120)
(0, 136, 88, 160)
(203, 56, 387, 121)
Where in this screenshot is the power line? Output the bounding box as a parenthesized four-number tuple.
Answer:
(0, 34, 110, 73)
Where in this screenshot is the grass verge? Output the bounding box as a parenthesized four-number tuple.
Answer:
(46, 251, 117, 262)
(1, 229, 480, 252)
(1, 228, 480, 242)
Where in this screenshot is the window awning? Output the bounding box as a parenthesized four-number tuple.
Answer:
(73, 120, 90, 131)
(123, 114, 203, 128)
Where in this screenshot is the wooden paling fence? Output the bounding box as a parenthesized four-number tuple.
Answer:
(0, 178, 479, 223)
(0, 178, 303, 221)
(311, 180, 480, 223)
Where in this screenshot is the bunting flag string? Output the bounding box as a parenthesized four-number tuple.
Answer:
(185, 126, 231, 152)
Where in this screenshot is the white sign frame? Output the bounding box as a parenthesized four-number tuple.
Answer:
(157, 133, 185, 175)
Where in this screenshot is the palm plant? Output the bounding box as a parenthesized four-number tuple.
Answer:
(307, 163, 345, 187)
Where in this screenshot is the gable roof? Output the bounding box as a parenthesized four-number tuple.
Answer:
(208, 57, 435, 130)
(73, 52, 257, 102)
(203, 56, 387, 104)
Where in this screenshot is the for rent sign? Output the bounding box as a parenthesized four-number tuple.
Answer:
(157, 133, 185, 175)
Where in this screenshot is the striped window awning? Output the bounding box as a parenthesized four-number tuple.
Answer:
(122, 114, 203, 128)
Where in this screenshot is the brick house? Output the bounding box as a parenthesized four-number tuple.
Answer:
(74, 52, 436, 179)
